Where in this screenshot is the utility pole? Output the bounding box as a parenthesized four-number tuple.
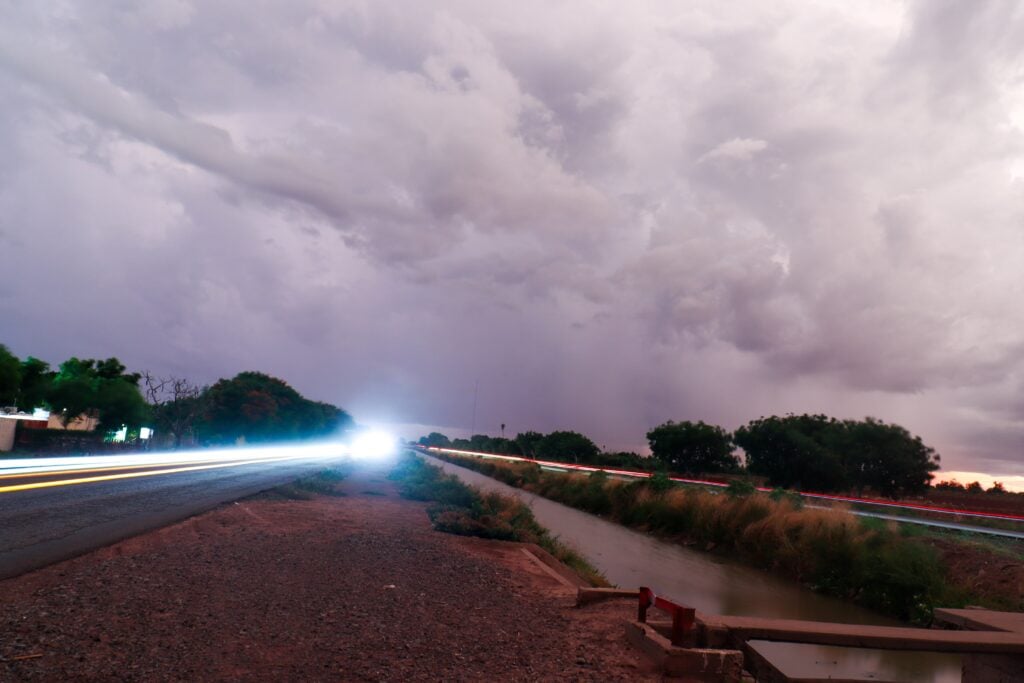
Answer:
(470, 379, 479, 436)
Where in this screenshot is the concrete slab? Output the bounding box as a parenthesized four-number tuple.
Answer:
(700, 614, 1024, 654)
(575, 586, 639, 606)
(625, 620, 743, 681)
(933, 608, 1024, 634)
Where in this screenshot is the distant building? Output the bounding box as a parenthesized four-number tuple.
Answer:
(46, 412, 99, 432)
(0, 408, 151, 453)
(0, 410, 50, 452)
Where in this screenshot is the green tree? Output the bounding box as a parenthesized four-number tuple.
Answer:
(97, 379, 151, 432)
(646, 420, 738, 474)
(514, 431, 544, 458)
(47, 357, 150, 432)
(418, 432, 451, 448)
(47, 358, 96, 425)
(735, 414, 939, 496)
(17, 357, 55, 411)
(0, 344, 21, 406)
(837, 418, 939, 497)
(487, 437, 522, 455)
(196, 371, 353, 445)
(534, 430, 599, 463)
(460, 434, 522, 455)
(734, 414, 847, 492)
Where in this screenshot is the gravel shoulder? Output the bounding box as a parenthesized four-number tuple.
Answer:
(0, 463, 656, 681)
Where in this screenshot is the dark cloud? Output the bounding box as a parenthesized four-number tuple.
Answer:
(1, 1, 1022, 474)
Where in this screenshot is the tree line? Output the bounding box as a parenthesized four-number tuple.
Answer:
(419, 413, 942, 498)
(0, 344, 351, 447)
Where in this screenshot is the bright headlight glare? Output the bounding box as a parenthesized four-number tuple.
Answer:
(350, 430, 396, 460)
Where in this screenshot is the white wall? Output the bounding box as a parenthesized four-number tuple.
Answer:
(0, 419, 16, 452)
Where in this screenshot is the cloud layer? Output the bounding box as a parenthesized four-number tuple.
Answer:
(2, 1, 1023, 474)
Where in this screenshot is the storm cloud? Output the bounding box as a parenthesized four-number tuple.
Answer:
(2, 1, 1023, 477)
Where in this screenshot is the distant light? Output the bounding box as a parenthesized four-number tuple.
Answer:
(140, 427, 153, 440)
(32, 408, 50, 419)
(350, 430, 396, 460)
(113, 426, 127, 443)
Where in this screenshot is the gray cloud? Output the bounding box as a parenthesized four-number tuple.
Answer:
(1, 1, 1023, 475)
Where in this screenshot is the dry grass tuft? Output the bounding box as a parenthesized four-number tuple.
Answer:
(432, 450, 948, 623)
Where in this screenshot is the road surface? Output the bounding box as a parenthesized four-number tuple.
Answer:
(0, 446, 349, 580)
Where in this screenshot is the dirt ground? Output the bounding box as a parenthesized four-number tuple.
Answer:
(0, 464, 658, 682)
(924, 536, 1024, 611)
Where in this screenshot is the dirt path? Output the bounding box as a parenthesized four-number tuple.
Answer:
(0, 463, 655, 681)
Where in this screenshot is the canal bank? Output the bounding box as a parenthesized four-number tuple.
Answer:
(419, 451, 964, 682)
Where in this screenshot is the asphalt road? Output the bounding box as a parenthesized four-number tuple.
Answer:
(0, 453, 349, 581)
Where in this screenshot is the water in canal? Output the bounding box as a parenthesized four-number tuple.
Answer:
(423, 454, 963, 682)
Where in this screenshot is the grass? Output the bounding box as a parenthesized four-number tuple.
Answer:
(257, 466, 350, 500)
(389, 454, 608, 586)
(430, 451, 958, 624)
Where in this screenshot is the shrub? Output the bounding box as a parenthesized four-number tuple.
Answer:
(392, 454, 608, 585)
(726, 480, 757, 498)
(263, 466, 350, 499)
(431, 449, 951, 624)
(647, 471, 674, 494)
(768, 487, 805, 509)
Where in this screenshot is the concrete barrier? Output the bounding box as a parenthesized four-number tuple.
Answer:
(575, 587, 639, 606)
(625, 621, 743, 681)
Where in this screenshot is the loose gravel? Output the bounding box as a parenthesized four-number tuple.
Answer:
(0, 464, 655, 681)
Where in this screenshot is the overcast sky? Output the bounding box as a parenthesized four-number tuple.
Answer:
(2, 1, 1023, 483)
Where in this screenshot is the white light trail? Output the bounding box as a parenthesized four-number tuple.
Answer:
(0, 441, 351, 494)
(421, 446, 1024, 525)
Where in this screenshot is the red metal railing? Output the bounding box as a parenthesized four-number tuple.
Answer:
(638, 587, 695, 646)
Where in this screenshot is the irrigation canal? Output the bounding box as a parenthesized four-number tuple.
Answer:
(418, 451, 964, 682)
(430, 446, 1024, 540)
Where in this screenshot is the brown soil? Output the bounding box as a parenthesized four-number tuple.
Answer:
(924, 537, 1024, 611)
(924, 491, 1024, 517)
(0, 465, 657, 681)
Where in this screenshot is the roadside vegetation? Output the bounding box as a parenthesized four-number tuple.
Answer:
(428, 451, 960, 624)
(419, 412, 940, 499)
(389, 454, 607, 587)
(257, 466, 351, 501)
(0, 342, 353, 452)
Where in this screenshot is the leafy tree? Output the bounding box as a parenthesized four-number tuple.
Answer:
(534, 430, 599, 463)
(646, 420, 738, 474)
(514, 431, 544, 458)
(17, 357, 55, 411)
(196, 371, 352, 445)
(966, 481, 983, 493)
(466, 434, 521, 455)
(418, 432, 451, 448)
(735, 414, 939, 496)
(734, 415, 846, 491)
(0, 344, 21, 406)
(97, 379, 151, 432)
(47, 358, 96, 426)
(47, 357, 150, 431)
(837, 418, 939, 497)
(591, 451, 657, 471)
(469, 434, 494, 452)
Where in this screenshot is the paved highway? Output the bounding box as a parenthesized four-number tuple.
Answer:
(0, 445, 349, 580)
